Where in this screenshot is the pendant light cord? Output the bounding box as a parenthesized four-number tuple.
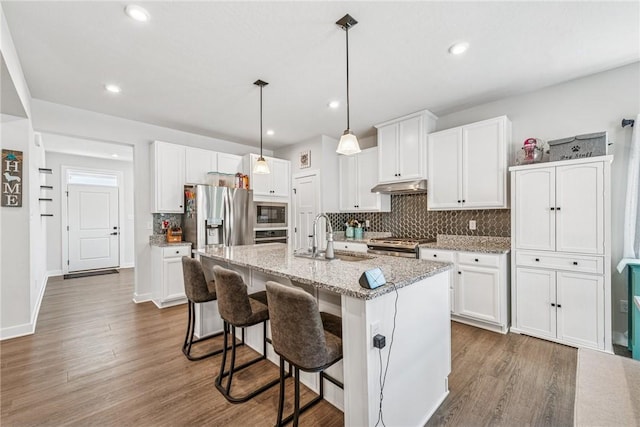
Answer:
(345, 26, 350, 131)
(259, 83, 263, 157)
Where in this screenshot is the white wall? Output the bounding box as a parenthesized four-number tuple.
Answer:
(434, 62, 640, 339)
(30, 99, 270, 303)
(45, 150, 135, 274)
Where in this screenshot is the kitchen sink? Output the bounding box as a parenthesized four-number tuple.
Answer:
(293, 251, 373, 262)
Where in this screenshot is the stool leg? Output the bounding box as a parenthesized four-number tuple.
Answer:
(276, 356, 286, 427)
(293, 367, 300, 427)
(225, 326, 238, 396)
(182, 301, 194, 355)
(216, 321, 230, 388)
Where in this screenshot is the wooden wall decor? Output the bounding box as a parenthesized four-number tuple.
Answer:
(2, 149, 23, 207)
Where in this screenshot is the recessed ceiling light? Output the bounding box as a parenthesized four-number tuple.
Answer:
(266, 130, 275, 136)
(111, 153, 119, 158)
(125, 5, 150, 22)
(105, 84, 121, 93)
(448, 42, 469, 55)
(328, 100, 340, 109)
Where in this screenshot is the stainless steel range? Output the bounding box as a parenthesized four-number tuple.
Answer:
(367, 237, 435, 258)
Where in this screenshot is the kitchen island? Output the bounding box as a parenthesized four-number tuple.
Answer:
(197, 243, 452, 427)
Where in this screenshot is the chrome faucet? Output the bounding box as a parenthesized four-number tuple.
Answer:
(312, 213, 334, 259)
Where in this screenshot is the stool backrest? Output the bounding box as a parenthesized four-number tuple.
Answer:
(212, 265, 253, 325)
(182, 257, 216, 303)
(265, 281, 328, 369)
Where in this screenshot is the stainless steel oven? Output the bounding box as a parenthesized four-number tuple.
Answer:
(254, 202, 287, 229)
(254, 229, 288, 244)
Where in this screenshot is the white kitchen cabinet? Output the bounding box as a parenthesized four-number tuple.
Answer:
(510, 156, 612, 352)
(427, 116, 510, 210)
(513, 160, 604, 254)
(375, 110, 436, 184)
(217, 153, 243, 175)
(334, 241, 368, 253)
(151, 141, 186, 213)
(339, 148, 390, 212)
(185, 147, 216, 184)
(419, 248, 509, 333)
(515, 267, 604, 349)
(245, 154, 290, 201)
(151, 245, 191, 308)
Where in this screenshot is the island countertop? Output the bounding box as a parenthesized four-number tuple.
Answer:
(198, 243, 452, 300)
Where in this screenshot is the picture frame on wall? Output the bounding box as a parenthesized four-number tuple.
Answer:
(299, 150, 310, 168)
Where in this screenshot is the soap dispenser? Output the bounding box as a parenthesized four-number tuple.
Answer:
(325, 231, 335, 259)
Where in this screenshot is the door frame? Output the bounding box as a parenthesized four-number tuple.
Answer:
(292, 169, 322, 250)
(60, 165, 125, 274)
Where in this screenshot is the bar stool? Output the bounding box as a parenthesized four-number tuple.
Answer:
(181, 256, 225, 361)
(212, 265, 280, 403)
(265, 281, 344, 427)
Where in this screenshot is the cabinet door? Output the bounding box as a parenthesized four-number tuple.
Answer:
(250, 154, 272, 196)
(556, 271, 604, 349)
(185, 147, 216, 184)
(514, 168, 555, 251)
(356, 148, 380, 210)
(555, 162, 604, 254)
(377, 124, 399, 183)
(217, 153, 243, 175)
(163, 256, 186, 301)
(462, 118, 505, 208)
(271, 158, 290, 198)
(339, 155, 358, 210)
(427, 128, 462, 209)
(397, 115, 424, 180)
(154, 142, 185, 213)
(515, 268, 556, 339)
(457, 265, 500, 323)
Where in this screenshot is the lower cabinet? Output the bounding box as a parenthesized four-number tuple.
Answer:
(515, 267, 604, 349)
(334, 241, 368, 253)
(419, 248, 509, 333)
(151, 245, 191, 308)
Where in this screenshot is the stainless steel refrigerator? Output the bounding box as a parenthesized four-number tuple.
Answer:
(183, 185, 254, 249)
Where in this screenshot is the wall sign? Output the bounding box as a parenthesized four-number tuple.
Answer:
(2, 149, 23, 207)
(299, 150, 310, 169)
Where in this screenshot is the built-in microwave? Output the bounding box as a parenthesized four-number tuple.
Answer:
(254, 202, 287, 228)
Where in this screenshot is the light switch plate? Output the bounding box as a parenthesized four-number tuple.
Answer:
(469, 220, 477, 230)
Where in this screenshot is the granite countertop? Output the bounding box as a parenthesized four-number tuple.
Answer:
(419, 234, 511, 254)
(149, 235, 192, 248)
(198, 243, 451, 300)
(333, 231, 392, 244)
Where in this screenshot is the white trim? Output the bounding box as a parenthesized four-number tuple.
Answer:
(132, 292, 152, 303)
(61, 165, 125, 274)
(46, 269, 64, 277)
(120, 262, 135, 269)
(1, 272, 50, 341)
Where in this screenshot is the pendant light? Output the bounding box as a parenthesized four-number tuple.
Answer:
(335, 14, 361, 155)
(253, 79, 270, 174)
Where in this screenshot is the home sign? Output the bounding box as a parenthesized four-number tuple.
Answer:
(2, 149, 23, 207)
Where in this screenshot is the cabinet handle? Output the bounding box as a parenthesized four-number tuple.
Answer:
(458, 271, 461, 275)
(474, 258, 479, 262)
(551, 303, 556, 307)
(433, 254, 437, 258)
(550, 207, 555, 211)
(110, 232, 118, 235)
(457, 200, 461, 203)
(535, 258, 540, 262)
(557, 304, 562, 308)
(573, 261, 578, 266)
(175, 250, 180, 254)
(179, 205, 183, 208)
(556, 207, 561, 211)
(462, 200, 466, 203)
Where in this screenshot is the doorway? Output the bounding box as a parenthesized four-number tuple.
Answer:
(61, 167, 123, 274)
(292, 171, 321, 251)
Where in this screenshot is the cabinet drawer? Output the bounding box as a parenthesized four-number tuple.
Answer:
(458, 252, 501, 268)
(336, 242, 368, 253)
(162, 246, 191, 258)
(516, 251, 603, 274)
(419, 249, 455, 262)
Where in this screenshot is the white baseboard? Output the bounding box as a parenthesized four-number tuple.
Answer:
(613, 331, 629, 347)
(133, 292, 152, 303)
(120, 262, 135, 269)
(46, 269, 63, 277)
(1, 273, 50, 341)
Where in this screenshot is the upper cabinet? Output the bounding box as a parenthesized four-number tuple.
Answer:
(217, 153, 243, 175)
(185, 147, 216, 184)
(245, 154, 291, 201)
(151, 141, 186, 213)
(339, 147, 390, 212)
(427, 116, 510, 210)
(375, 110, 437, 184)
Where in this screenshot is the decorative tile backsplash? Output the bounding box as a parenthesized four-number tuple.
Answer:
(326, 193, 510, 239)
(152, 213, 183, 235)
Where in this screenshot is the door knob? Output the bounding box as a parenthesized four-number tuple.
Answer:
(110, 232, 118, 235)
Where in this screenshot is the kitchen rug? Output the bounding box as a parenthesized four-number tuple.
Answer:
(64, 269, 119, 280)
(574, 347, 640, 426)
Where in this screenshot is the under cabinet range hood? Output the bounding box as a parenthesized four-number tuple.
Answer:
(371, 179, 428, 195)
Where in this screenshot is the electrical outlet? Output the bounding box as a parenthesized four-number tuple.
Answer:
(370, 321, 380, 347)
(469, 220, 477, 230)
(620, 300, 628, 313)
(365, 219, 370, 228)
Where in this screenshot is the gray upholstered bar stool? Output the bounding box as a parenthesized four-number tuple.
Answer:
(265, 281, 344, 427)
(212, 265, 280, 403)
(181, 256, 225, 361)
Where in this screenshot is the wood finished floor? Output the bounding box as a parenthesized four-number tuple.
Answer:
(1, 269, 577, 426)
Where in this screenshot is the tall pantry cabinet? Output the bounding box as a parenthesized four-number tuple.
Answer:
(509, 156, 612, 352)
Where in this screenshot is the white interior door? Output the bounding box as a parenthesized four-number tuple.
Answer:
(293, 173, 319, 251)
(68, 184, 119, 272)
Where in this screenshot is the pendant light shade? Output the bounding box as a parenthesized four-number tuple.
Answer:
(253, 79, 270, 175)
(336, 14, 361, 155)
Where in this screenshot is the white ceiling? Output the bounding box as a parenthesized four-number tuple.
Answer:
(3, 1, 639, 151)
(43, 133, 134, 162)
